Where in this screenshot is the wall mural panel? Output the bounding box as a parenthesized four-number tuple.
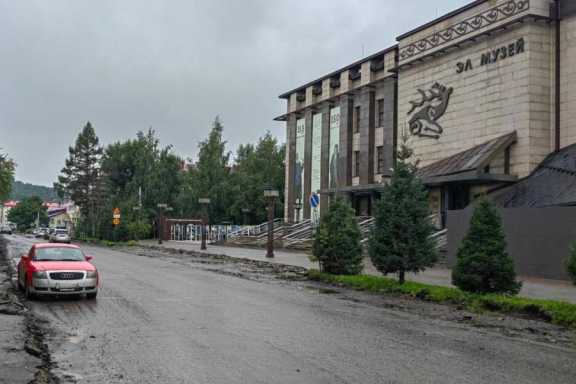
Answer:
(294, 118, 305, 222)
(311, 113, 323, 206)
(329, 107, 341, 189)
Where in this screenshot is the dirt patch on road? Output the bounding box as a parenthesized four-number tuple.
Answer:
(124, 244, 576, 350)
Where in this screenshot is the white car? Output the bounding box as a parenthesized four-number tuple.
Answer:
(50, 229, 71, 244)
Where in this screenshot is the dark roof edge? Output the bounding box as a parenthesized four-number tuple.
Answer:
(487, 141, 576, 199)
(278, 45, 398, 99)
(397, 0, 491, 40)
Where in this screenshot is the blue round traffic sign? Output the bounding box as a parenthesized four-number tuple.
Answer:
(310, 193, 320, 208)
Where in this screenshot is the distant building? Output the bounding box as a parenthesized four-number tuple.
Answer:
(0, 200, 18, 225)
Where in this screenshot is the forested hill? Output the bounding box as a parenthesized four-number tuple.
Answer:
(10, 181, 59, 201)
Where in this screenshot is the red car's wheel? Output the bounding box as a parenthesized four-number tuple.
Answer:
(86, 292, 97, 300)
(24, 277, 35, 300)
(17, 268, 24, 291)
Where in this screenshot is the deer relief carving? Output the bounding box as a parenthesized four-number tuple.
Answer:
(407, 82, 453, 139)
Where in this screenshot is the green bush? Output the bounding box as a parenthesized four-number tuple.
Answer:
(567, 242, 576, 285)
(452, 198, 521, 295)
(312, 198, 363, 275)
(308, 270, 576, 329)
(126, 221, 151, 240)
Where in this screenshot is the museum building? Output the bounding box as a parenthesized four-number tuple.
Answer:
(276, 0, 576, 225)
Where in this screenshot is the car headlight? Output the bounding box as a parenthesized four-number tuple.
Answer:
(86, 270, 98, 278)
(32, 271, 48, 279)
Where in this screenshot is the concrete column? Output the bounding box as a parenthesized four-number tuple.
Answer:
(339, 95, 354, 188)
(285, 114, 297, 223)
(359, 87, 376, 185)
(382, 79, 397, 174)
(303, 108, 313, 219)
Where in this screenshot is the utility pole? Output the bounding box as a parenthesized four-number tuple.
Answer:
(198, 198, 211, 250)
(156, 203, 173, 244)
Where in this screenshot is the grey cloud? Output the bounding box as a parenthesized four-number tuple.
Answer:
(0, 0, 467, 186)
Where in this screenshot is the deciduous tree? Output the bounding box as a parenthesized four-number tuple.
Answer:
(7, 196, 47, 230)
(0, 152, 15, 202)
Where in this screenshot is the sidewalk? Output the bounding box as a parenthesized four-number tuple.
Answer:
(138, 240, 576, 304)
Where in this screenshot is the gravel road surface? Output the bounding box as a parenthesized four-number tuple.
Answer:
(4, 235, 576, 384)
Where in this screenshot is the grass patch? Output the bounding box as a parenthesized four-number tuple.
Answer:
(308, 270, 576, 329)
(75, 238, 138, 247)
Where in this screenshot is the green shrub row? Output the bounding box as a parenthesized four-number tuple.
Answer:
(308, 270, 576, 329)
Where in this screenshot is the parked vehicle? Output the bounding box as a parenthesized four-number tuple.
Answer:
(50, 229, 71, 244)
(0, 225, 13, 235)
(34, 227, 48, 238)
(17, 243, 98, 299)
(44, 228, 56, 240)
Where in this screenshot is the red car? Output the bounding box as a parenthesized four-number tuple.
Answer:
(17, 243, 99, 299)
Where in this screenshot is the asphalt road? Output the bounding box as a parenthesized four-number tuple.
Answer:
(5, 235, 576, 384)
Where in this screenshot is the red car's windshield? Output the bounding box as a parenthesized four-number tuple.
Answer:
(34, 248, 85, 261)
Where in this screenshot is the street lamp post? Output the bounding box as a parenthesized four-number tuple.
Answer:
(294, 197, 303, 223)
(263, 186, 279, 258)
(241, 208, 250, 226)
(198, 198, 211, 250)
(156, 203, 172, 245)
(132, 205, 141, 241)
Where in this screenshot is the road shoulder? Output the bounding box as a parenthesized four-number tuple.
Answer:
(0, 235, 57, 384)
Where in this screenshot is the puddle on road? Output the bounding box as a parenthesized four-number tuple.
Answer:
(304, 286, 339, 295)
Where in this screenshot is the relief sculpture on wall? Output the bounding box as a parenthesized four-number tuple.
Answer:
(407, 82, 453, 140)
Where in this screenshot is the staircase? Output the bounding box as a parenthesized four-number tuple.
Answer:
(225, 216, 448, 263)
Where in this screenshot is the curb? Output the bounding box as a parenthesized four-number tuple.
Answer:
(135, 243, 311, 274)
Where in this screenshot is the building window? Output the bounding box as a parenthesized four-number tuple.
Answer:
(353, 106, 361, 133)
(377, 146, 384, 174)
(377, 99, 384, 127)
(354, 151, 360, 177)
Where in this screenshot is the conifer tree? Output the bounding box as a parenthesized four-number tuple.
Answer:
(368, 142, 437, 284)
(312, 198, 363, 275)
(452, 198, 521, 294)
(54, 122, 103, 236)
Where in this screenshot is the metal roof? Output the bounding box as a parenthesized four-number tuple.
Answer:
(417, 132, 517, 181)
(491, 143, 576, 208)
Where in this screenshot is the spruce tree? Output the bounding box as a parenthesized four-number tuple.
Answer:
(368, 144, 437, 284)
(312, 198, 363, 275)
(54, 122, 103, 236)
(452, 198, 521, 294)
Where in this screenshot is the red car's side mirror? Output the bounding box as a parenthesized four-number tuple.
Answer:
(85, 255, 94, 262)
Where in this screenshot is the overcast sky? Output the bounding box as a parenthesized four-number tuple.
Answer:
(0, 0, 468, 187)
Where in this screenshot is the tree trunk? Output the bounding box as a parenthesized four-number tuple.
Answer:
(399, 269, 405, 285)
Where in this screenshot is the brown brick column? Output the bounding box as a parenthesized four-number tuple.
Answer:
(359, 87, 375, 185)
(339, 95, 353, 189)
(285, 114, 297, 223)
